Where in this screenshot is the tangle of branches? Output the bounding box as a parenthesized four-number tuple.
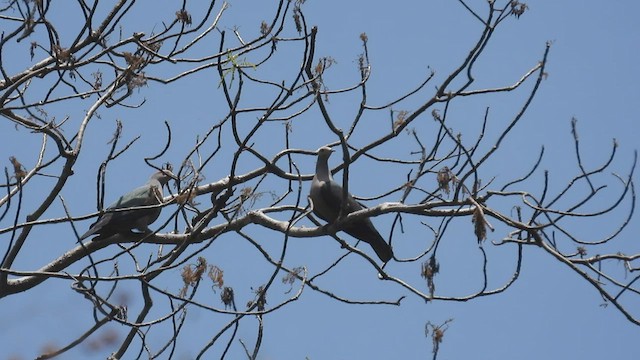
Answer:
(0, 1, 636, 359)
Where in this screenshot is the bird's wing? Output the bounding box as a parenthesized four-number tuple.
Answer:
(315, 178, 362, 220)
(80, 180, 163, 240)
(314, 179, 393, 262)
(310, 148, 363, 221)
(310, 147, 393, 262)
(106, 182, 161, 210)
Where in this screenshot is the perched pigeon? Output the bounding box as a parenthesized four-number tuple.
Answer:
(80, 169, 175, 240)
(310, 146, 393, 262)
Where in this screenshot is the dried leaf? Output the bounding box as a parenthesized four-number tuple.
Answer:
(123, 52, 143, 69)
(175, 9, 192, 25)
(510, 1, 529, 18)
(92, 71, 103, 90)
(431, 109, 442, 122)
(240, 187, 253, 202)
(53, 45, 71, 63)
(315, 60, 323, 75)
(9, 156, 27, 182)
(221, 287, 234, 309)
(437, 166, 452, 194)
(393, 110, 408, 131)
(30, 41, 37, 60)
(208, 265, 224, 289)
(260, 21, 271, 35)
(577, 246, 587, 257)
(425, 319, 453, 355)
(181, 257, 208, 289)
(472, 206, 487, 243)
(250, 286, 267, 311)
(293, 7, 302, 33)
(421, 255, 439, 297)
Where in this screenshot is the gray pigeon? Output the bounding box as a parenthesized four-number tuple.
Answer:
(310, 146, 393, 262)
(80, 169, 175, 240)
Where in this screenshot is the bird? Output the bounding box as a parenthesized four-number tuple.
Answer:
(309, 146, 393, 262)
(79, 169, 175, 240)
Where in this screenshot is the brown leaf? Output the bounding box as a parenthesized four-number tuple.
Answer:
(472, 206, 487, 243)
(260, 21, 271, 35)
(437, 166, 451, 194)
(123, 52, 143, 69)
(421, 255, 439, 297)
(175, 9, 192, 25)
(53, 45, 71, 63)
(208, 265, 224, 289)
(393, 110, 408, 131)
(221, 287, 234, 309)
(510, 1, 529, 18)
(9, 156, 27, 182)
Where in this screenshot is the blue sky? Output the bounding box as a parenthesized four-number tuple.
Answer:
(1, 1, 639, 359)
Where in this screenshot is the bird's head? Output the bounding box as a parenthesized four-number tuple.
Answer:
(316, 146, 335, 159)
(152, 169, 177, 186)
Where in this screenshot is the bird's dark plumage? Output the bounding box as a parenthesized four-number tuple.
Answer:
(310, 146, 393, 262)
(80, 170, 175, 240)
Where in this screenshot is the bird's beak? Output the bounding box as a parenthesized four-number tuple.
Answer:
(162, 170, 179, 181)
(316, 146, 335, 155)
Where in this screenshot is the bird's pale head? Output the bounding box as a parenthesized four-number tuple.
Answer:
(316, 146, 335, 159)
(152, 169, 177, 185)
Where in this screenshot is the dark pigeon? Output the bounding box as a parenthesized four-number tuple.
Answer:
(80, 169, 175, 240)
(310, 146, 393, 262)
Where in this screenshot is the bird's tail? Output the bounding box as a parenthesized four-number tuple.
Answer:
(79, 228, 96, 240)
(344, 221, 393, 262)
(369, 237, 393, 263)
